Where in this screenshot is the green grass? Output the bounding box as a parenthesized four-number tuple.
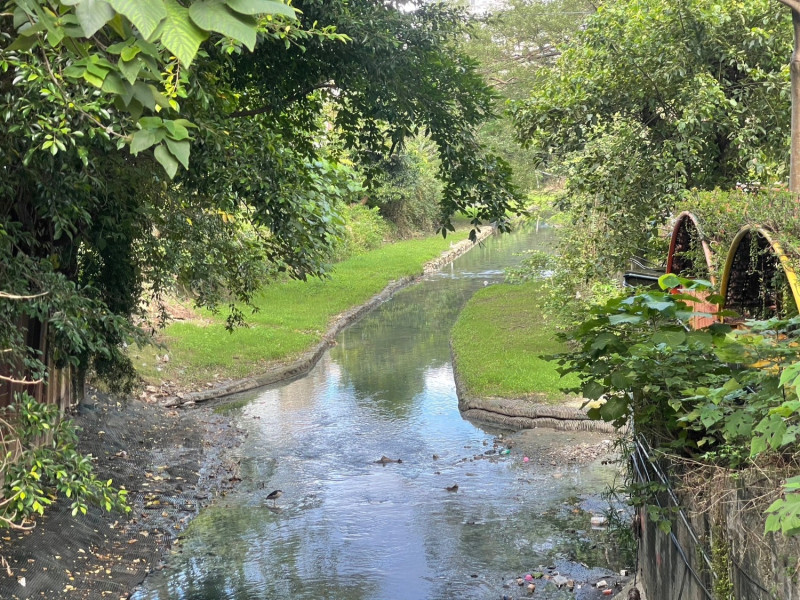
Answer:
(133, 231, 470, 385)
(450, 280, 579, 402)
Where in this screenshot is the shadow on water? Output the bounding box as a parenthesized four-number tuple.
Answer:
(133, 227, 627, 600)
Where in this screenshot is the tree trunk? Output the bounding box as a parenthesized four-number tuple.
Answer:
(791, 9, 800, 192)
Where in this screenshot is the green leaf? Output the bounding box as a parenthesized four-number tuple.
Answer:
(165, 137, 190, 169)
(161, 0, 209, 67)
(82, 70, 106, 88)
(75, 0, 115, 37)
(599, 395, 629, 423)
(154, 143, 179, 178)
(101, 72, 129, 97)
(582, 381, 606, 400)
(644, 300, 675, 312)
(749, 435, 767, 457)
(163, 119, 190, 140)
(118, 57, 140, 85)
(131, 81, 157, 109)
(610, 371, 631, 389)
(119, 45, 140, 61)
(590, 332, 618, 351)
(226, 0, 296, 18)
(651, 330, 686, 347)
(107, 0, 167, 39)
(658, 273, 682, 290)
(609, 313, 642, 325)
(129, 127, 162, 154)
(6, 35, 39, 52)
(189, 0, 258, 51)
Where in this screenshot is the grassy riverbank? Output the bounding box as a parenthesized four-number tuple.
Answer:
(451, 280, 578, 402)
(134, 231, 471, 386)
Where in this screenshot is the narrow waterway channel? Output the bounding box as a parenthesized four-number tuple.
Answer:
(133, 227, 625, 600)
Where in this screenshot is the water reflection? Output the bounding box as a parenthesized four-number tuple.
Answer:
(133, 227, 622, 600)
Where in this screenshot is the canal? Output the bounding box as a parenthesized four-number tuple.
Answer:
(133, 226, 625, 600)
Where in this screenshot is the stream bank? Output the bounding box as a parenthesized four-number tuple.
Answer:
(147, 227, 496, 409)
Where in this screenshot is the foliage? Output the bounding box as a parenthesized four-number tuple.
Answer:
(2, 0, 523, 394)
(504, 243, 622, 331)
(2, 0, 321, 176)
(511, 0, 792, 276)
(0, 392, 129, 528)
(504, 249, 558, 284)
(558, 273, 800, 535)
(367, 135, 443, 236)
(329, 203, 389, 263)
(675, 188, 800, 274)
(462, 0, 594, 193)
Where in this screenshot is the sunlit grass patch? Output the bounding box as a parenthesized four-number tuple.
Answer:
(451, 280, 579, 402)
(133, 231, 471, 386)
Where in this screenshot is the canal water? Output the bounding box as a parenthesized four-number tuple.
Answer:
(133, 227, 625, 600)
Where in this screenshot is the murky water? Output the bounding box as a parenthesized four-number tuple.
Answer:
(133, 227, 625, 600)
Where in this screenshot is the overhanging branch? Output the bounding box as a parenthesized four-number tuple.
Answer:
(229, 82, 338, 118)
(0, 291, 48, 300)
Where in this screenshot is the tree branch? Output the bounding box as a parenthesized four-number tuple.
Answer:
(0, 374, 44, 386)
(0, 291, 48, 300)
(229, 82, 338, 118)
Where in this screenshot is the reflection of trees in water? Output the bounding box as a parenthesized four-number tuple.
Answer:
(154, 504, 377, 600)
(332, 283, 474, 418)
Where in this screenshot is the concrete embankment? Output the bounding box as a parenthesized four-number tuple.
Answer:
(452, 360, 619, 433)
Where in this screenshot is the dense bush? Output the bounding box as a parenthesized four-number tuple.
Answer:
(368, 136, 443, 236)
(330, 204, 392, 262)
(559, 274, 800, 535)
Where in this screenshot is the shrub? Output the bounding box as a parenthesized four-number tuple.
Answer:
(329, 204, 392, 262)
(0, 393, 129, 530)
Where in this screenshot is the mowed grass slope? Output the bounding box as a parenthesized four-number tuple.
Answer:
(450, 281, 578, 402)
(135, 232, 470, 384)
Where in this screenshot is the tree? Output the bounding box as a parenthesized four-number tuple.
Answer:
(2, 0, 521, 397)
(511, 0, 791, 278)
(462, 0, 594, 193)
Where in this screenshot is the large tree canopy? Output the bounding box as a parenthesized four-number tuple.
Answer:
(1, 0, 521, 394)
(511, 0, 792, 275)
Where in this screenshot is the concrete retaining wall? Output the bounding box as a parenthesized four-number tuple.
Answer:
(638, 469, 800, 600)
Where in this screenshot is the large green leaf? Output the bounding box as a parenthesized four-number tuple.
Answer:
(165, 137, 191, 169)
(129, 127, 163, 154)
(154, 143, 179, 178)
(118, 57, 140, 85)
(226, 0, 295, 18)
(107, 0, 166, 39)
(161, 0, 208, 67)
(75, 0, 115, 37)
(189, 0, 258, 51)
